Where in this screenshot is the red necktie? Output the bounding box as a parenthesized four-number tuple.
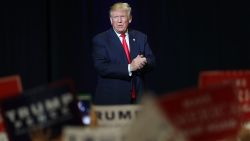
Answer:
(120, 34, 131, 63)
(120, 34, 136, 101)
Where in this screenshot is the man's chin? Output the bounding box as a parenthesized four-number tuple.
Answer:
(115, 28, 126, 33)
(119, 30, 124, 33)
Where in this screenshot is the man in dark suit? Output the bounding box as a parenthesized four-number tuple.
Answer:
(92, 2, 155, 105)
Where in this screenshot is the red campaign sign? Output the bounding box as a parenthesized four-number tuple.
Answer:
(0, 75, 22, 133)
(199, 70, 250, 89)
(199, 70, 250, 122)
(157, 86, 241, 141)
(0, 75, 22, 99)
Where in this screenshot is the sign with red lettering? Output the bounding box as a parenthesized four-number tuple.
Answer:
(157, 86, 241, 141)
(199, 70, 250, 122)
(199, 71, 250, 89)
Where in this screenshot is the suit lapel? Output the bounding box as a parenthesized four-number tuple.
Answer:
(128, 30, 137, 60)
(108, 28, 128, 63)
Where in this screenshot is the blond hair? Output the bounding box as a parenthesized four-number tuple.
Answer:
(109, 2, 132, 17)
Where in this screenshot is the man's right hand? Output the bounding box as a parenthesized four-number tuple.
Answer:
(130, 55, 147, 71)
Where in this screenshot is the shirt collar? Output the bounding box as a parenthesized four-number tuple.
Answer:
(113, 29, 129, 38)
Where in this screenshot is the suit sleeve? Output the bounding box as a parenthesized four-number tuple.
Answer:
(141, 35, 156, 72)
(92, 36, 131, 80)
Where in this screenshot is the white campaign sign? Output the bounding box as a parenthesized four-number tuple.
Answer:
(93, 105, 141, 127)
(0, 132, 8, 141)
(123, 97, 186, 141)
(63, 127, 123, 141)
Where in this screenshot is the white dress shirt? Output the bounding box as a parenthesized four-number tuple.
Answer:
(114, 30, 132, 76)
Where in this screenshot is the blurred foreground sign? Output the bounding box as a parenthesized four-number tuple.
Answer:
(124, 96, 186, 141)
(0, 75, 23, 141)
(63, 127, 123, 141)
(158, 85, 241, 141)
(64, 97, 186, 141)
(0, 75, 22, 99)
(0, 80, 81, 141)
(93, 105, 141, 127)
(199, 70, 250, 89)
(199, 70, 250, 122)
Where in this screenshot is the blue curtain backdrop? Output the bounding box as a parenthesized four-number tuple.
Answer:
(1, 0, 250, 96)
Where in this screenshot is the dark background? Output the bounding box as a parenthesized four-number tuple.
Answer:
(1, 0, 250, 96)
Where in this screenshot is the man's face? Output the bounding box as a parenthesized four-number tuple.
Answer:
(110, 10, 131, 34)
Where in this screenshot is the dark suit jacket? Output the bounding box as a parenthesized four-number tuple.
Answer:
(92, 28, 155, 105)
